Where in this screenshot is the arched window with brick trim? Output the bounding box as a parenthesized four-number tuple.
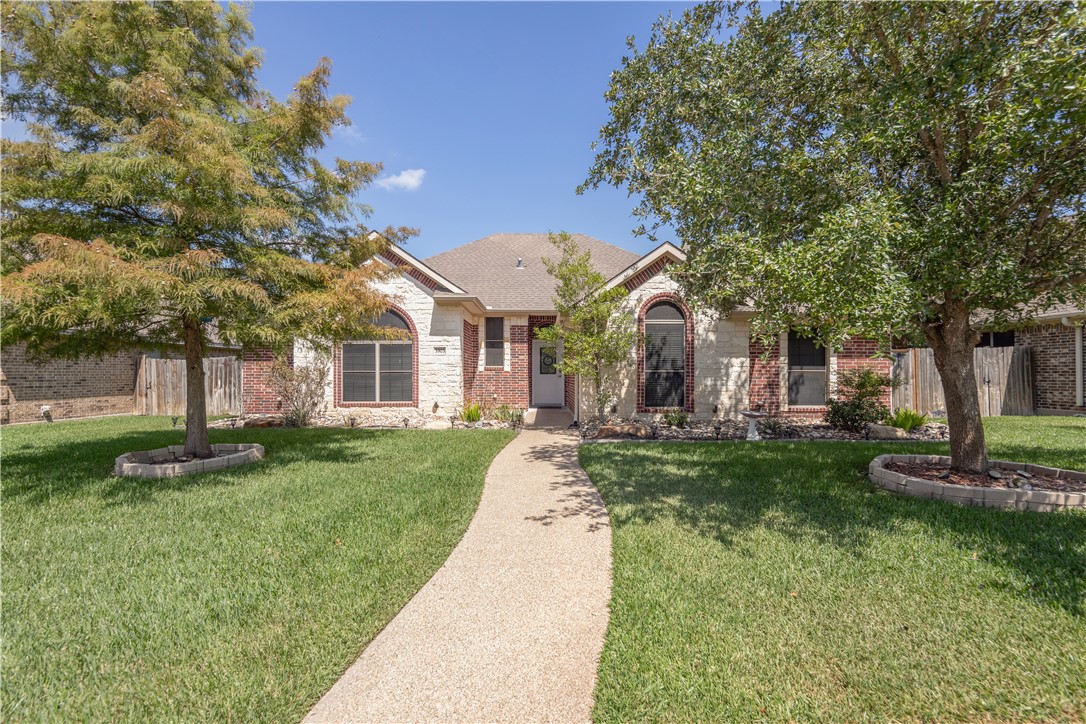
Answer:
(341, 309, 415, 404)
(643, 300, 688, 409)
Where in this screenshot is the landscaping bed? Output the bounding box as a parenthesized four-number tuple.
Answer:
(1, 416, 515, 722)
(582, 417, 948, 441)
(886, 460, 1086, 493)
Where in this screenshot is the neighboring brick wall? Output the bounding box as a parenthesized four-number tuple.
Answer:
(241, 348, 292, 415)
(467, 323, 530, 407)
(0, 343, 139, 424)
(1016, 323, 1085, 414)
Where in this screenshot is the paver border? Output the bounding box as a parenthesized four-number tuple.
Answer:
(869, 454, 1086, 512)
(114, 443, 264, 478)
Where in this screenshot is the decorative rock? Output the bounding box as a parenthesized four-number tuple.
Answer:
(1016, 471, 1033, 479)
(1022, 483, 1034, 491)
(243, 414, 284, 428)
(596, 423, 652, 439)
(867, 424, 908, 440)
(987, 469, 1003, 480)
(936, 470, 951, 479)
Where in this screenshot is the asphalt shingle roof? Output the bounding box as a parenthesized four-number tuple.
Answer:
(424, 233, 640, 310)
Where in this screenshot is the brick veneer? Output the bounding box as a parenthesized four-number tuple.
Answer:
(241, 347, 292, 415)
(382, 248, 442, 291)
(332, 303, 419, 409)
(466, 324, 530, 407)
(637, 293, 696, 413)
(623, 258, 671, 292)
(1016, 322, 1085, 414)
(1, 343, 140, 424)
(748, 335, 781, 414)
(462, 320, 478, 405)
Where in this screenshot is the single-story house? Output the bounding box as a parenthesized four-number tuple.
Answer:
(1005, 303, 1085, 415)
(242, 233, 896, 424)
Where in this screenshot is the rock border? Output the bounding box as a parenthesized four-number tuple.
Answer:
(114, 443, 265, 479)
(868, 454, 1086, 512)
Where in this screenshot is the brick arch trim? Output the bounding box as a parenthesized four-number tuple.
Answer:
(637, 292, 695, 413)
(334, 303, 419, 408)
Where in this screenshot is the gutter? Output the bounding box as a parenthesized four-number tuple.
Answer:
(1062, 316, 1085, 408)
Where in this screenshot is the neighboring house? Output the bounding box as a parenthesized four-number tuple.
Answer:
(242, 233, 894, 423)
(1009, 304, 1085, 415)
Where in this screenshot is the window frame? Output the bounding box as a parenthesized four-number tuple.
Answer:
(642, 300, 688, 410)
(484, 317, 504, 368)
(340, 309, 415, 405)
(786, 331, 827, 407)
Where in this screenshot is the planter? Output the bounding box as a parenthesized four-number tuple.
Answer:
(114, 443, 264, 478)
(868, 454, 1086, 512)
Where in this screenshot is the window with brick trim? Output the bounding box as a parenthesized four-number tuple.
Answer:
(342, 311, 413, 403)
(485, 317, 504, 367)
(644, 301, 686, 408)
(787, 331, 826, 405)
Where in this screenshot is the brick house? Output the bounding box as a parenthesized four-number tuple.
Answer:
(1009, 304, 1085, 415)
(242, 233, 895, 423)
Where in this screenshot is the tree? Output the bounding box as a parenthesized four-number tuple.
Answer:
(1, 2, 413, 457)
(537, 232, 639, 422)
(584, 1, 1086, 471)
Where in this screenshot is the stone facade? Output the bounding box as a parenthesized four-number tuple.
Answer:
(1, 343, 140, 424)
(1015, 322, 1085, 415)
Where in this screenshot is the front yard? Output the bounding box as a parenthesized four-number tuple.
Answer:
(581, 416, 1086, 722)
(1, 416, 514, 721)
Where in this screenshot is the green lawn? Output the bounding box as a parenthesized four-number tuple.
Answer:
(581, 416, 1086, 722)
(1, 416, 514, 722)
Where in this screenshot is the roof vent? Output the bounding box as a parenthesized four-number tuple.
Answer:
(516, 257, 523, 269)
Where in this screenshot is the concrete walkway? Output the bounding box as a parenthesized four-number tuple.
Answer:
(305, 409, 612, 723)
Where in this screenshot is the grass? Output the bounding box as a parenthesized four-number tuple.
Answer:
(1, 416, 514, 722)
(580, 416, 1086, 722)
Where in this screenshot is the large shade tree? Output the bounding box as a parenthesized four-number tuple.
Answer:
(584, 0, 1086, 471)
(2, 1, 412, 456)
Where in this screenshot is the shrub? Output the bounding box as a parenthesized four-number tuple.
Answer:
(885, 407, 928, 432)
(460, 403, 482, 423)
(823, 365, 895, 432)
(267, 355, 328, 428)
(758, 415, 787, 437)
(491, 405, 525, 425)
(663, 410, 689, 428)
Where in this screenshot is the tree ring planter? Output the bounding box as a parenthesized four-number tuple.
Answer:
(114, 444, 265, 478)
(869, 454, 1086, 512)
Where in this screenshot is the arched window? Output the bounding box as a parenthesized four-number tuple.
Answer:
(342, 310, 413, 403)
(644, 301, 686, 408)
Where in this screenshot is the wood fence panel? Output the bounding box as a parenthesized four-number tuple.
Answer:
(891, 346, 1033, 417)
(135, 356, 241, 416)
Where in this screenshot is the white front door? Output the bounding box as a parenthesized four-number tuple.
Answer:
(532, 340, 564, 407)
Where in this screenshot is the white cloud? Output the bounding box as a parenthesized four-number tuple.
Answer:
(333, 123, 365, 145)
(376, 168, 426, 192)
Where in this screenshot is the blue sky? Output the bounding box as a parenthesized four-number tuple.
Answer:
(248, 1, 697, 259)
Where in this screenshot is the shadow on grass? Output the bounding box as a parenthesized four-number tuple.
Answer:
(1, 426, 403, 506)
(584, 440, 1086, 615)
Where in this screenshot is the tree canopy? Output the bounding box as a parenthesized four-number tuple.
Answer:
(584, 0, 1086, 470)
(1, 1, 412, 454)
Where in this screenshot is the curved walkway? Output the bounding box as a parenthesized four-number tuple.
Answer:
(305, 409, 612, 723)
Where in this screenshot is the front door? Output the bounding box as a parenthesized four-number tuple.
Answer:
(532, 340, 564, 407)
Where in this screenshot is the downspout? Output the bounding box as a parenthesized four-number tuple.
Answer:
(1063, 317, 1084, 408)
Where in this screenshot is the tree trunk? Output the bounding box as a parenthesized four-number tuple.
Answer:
(925, 305, 987, 473)
(182, 316, 213, 458)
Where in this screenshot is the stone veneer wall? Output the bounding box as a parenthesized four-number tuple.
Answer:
(1, 343, 140, 424)
(1015, 322, 1085, 414)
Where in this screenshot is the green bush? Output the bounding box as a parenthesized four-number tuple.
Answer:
(460, 403, 482, 423)
(491, 405, 524, 425)
(885, 407, 928, 432)
(758, 415, 787, 437)
(663, 410, 689, 428)
(823, 366, 895, 432)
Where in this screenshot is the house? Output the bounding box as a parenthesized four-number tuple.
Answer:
(1008, 303, 1085, 415)
(242, 233, 894, 424)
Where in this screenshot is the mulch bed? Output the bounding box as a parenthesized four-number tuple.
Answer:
(886, 461, 1086, 493)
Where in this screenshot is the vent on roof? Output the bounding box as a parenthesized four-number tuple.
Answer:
(516, 257, 523, 269)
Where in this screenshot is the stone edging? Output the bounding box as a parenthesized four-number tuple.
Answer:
(115, 444, 265, 478)
(868, 454, 1086, 512)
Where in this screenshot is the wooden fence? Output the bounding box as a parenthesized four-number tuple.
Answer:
(134, 356, 242, 416)
(891, 346, 1033, 417)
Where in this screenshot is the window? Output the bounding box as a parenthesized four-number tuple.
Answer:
(644, 301, 686, 408)
(976, 330, 1015, 348)
(787, 332, 826, 406)
(485, 317, 504, 367)
(342, 310, 413, 403)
